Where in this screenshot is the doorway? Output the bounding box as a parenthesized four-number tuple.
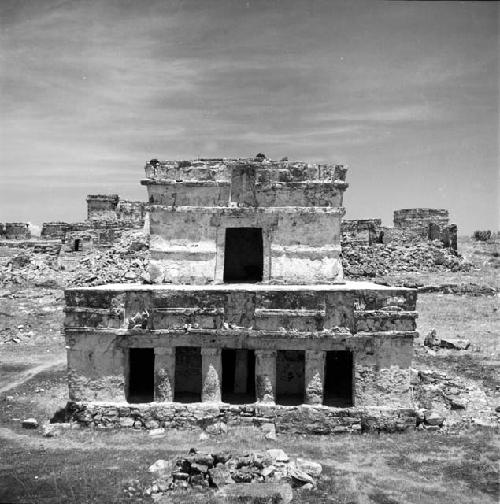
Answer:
(223, 228, 263, 282)
(127, 348, 154, 403)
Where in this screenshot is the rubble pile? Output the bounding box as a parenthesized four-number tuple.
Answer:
(413, 368, 496, 429)
(0, 251, 61, 286)
(0, 230, 150, 288)
(423, 329, 471, 350)
(142, 448, 320, 501)
(69, 230, 150, 287)
(342, 240, 471, 278)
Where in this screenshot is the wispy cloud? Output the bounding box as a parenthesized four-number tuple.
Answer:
(315, 104, 441, 123)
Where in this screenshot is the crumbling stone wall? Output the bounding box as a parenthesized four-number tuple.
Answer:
(394, 208, 449, 236)
(63, 231, 96, 253)
(41, 222, 71, 240)
(342, 219, 382, 245)
(0, 223, 5, 237)
(87, 194, 120, 221)
(393, 208, 457, 252)
(5, 222, 31, 240)
(64, 284, 417, 410)
(65, 401, 417, 434)
(87, 194, 145, 226)
(117, 200, 146, 226)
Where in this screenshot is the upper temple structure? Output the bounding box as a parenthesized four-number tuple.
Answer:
(63, 155, 419, 433)
(142, 157, 348, 285)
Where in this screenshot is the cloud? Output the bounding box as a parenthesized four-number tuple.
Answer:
(315, 104, 441, 123)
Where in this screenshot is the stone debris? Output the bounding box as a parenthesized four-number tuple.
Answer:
(144, 448, 320, 500)
(417, 283, 497, 296)
(0, 229, 149, 288)
(414, 369, 496, 429)
(342, 240, 471, 279)
(21, 418, 39, 429)
(423, 329, 471, 351)
(69, 230, 149, 287)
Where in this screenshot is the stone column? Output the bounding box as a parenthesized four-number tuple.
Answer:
(233, 349, 248, 394)
(154, 347, 175, 402)
(201, 347, 222, 402)
(305, 350, 326, 405)
(255, 350, 276, 403)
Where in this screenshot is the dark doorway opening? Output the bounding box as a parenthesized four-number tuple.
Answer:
(174, 346, 202, 402)
(74, 239, 82, 251)
(221, 349, 255, 403)
(276, 350, 305, 405)
(224, 228, 263, 282)
(127, 348, 154, 403)
(324, 350, 353, 407)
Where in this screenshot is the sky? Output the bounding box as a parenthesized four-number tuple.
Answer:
(0, 0, 498, 233)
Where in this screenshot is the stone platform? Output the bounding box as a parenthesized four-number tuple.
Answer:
(63, 281, 418, 432)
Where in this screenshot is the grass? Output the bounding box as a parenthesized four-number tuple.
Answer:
(416, 293, 499, 355)
(1, 419, 498, 503)
(0, 364, 498, 503)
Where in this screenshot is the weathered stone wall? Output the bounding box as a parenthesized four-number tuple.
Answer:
(393, 208, 449, 237)
(65, 332, 125, 401)
(87, 194, 120, 221)
(149, 207, 343, 284)
(62, 231, 97, 253)
(64, 284, 417, 409)
(41, 222, 71, 240)
(117, 200, 146, 226)
(0, 223, 4, 237)
(64, 401, 417, 433)
(342, 219, 382, 245)
(5, 222, 31, 240)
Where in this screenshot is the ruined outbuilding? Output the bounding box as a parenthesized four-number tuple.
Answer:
(341, 209, 457, 253)
(63, 156, 419, 433)
(4, 222, 31, 240)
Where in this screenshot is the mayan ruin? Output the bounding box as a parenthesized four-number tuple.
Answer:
(61, 156, 421, 432)
(1, 2, 498, 503)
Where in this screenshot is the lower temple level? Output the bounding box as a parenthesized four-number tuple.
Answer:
(63, 282, 418, 430)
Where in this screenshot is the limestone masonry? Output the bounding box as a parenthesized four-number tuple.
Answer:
(63, 156, 419, 433)
(341, 210, 457, 252)
(4, 222, 31, 240)
(37, 195, 146, 253)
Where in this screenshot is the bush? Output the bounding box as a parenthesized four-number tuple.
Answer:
(473, 230, 492, 241)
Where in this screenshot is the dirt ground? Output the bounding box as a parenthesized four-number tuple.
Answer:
(0, 237, 498, 503)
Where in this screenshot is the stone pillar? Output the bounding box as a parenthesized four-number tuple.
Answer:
(154, 347, 175, 402)
(201, 347, 222, 402)
(234, 349, 248, 394)
(305, 350, 326, 405)
(255, 350, 276, 403)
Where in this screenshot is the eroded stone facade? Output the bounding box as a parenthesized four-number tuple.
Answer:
(63, 156, 419, 433)
(341, 209, 457, 252)
(4, 222, 31, 240)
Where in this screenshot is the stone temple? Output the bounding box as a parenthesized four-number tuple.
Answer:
(63, 156, 419, 432)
